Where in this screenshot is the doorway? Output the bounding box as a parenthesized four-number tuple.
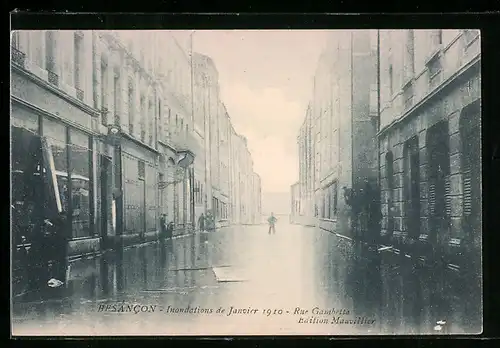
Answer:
(427, 121, 450, 246)
(99, 155, 111, 249)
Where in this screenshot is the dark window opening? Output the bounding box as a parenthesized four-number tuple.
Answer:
(403, 136, 420, 239)
(427, 121, 451, 243)
(385, 151, 395, 236)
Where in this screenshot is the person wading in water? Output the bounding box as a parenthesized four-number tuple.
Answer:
(268, 213, 277, 235)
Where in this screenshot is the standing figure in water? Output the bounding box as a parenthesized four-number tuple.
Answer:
(268, 213, 277, 235)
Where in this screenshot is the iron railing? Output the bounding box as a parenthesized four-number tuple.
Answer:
(76, 88, 84, 102)
(48, 70, 59, 87)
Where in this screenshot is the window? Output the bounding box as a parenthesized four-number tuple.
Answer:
(405, 30, 415, 78)
(148, 100, 154, 146)
(45, 31, 56, 73)
(385, 151, 395, 235)
(138, 160, 146, 179)
(113, 72, 121, 124)
(388, 64, 393, 97)
(427, 121, 450, 239)
(128, 81, 134, 134)
(431, 29, 443, 46)
(158, 173, 165, 213)
(74, 33, 84, 91)
(12, 31, 20, 49)
(42, 118, 94, 239)
(69, 129, 91, 238)
(158, 100, 163, 142)
(140, 95, 146, 142)
(462, 29, 480, 47)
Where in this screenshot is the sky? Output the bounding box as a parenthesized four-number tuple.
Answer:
(172, 30, 327, 194)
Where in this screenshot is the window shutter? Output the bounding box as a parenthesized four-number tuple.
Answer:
(463, 166, 472, 216)
(445, 175, 452, 216)
(428, 181, 436, 215)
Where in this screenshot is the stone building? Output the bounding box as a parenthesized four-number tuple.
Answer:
(11, 30, 102, 262)
(295, 30, 379, 238)
(10, 30, 198, 264)
(296, 103, 315, 226)
(191, 52, 260, 228)
(249, 172, 262, 224)
(378, 29, 481, 272)
(290, 181, 301, 224)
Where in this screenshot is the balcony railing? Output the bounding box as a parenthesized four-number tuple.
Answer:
(48, 70, 59, 87)
(11, 47, 26, 68)
(76, 88, 84, 102)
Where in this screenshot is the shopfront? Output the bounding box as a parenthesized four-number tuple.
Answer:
(11, 104, 99, 294)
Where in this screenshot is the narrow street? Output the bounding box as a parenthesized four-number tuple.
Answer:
(12, 222, 481, 336)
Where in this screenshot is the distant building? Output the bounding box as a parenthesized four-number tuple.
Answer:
(378, 30, 481, 272)
(290, 182, 301, 224)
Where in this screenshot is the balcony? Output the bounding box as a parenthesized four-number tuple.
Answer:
(11, 47, 26, 68)
(48, 70, 59, 87)
(76, 88, 84, 102)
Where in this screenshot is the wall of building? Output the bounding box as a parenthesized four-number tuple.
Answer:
(378, 29, 481, 272)
(10, 30, 200, 261)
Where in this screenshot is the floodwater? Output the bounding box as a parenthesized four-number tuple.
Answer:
(11, 223, 482, 336)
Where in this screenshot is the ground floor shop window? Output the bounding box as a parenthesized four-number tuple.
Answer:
(43, 118, 94, 239)
(12, 125, 44, 246)
(69, 129, 92, 238)
(12, 114, 95, 243)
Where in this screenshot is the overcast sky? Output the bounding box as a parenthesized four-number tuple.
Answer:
(174, 30, 327, 193)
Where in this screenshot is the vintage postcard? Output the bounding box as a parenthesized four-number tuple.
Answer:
(10, 28, 482, 336)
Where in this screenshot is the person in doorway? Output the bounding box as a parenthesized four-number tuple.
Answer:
(268, 213, 277, 234)
(198, 213, 205, 233)
(159, 213, 168, 242)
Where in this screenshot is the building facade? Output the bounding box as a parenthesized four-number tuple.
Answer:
(250, 172, 262, 224)
(11, 30, 262, 295)
(294, 30, 379, 238)
(290, 182, 301, 224)
(378, 29, 481, 273)
(10, 30, 197, 268)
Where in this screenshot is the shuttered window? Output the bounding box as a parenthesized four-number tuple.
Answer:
(428, 182, 436, 215)
(444, 175, 452, 216)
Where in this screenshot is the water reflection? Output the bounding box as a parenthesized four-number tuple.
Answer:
(316, 232, 481, 335)
(12, 226, 481, 335)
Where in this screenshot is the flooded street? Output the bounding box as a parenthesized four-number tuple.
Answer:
(12, 223, 481, 336)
